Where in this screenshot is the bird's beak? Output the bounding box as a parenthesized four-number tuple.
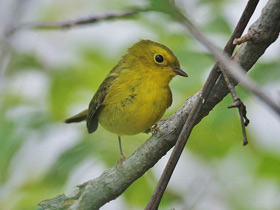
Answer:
(173, 67, 188, 77)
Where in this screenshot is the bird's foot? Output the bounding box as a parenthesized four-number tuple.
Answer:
(150, 124, 159, 134)
(144, 124, 158, 134)
(117, 154, 126, 166)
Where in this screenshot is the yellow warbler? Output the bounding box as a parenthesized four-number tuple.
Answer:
(65, 40, 188, 160)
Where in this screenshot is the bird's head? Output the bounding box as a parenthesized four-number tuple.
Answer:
(127, 39, 188, 79)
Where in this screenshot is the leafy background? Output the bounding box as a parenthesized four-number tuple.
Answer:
(0, 0, 280, 209)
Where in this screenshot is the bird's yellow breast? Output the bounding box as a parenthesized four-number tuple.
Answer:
(97, 68, 173, 135)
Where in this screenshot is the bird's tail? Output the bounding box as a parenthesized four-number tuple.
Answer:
(64, 109, 88, 123)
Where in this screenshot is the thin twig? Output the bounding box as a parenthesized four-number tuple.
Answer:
(145, 0, 260, 209)
(178, 10, 280, 116)
(6, 10, 140, 36)
(228, 98, 250, 145)
(219, 64, 249, 146)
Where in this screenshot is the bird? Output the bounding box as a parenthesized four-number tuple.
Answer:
(65, 39, 188, 161)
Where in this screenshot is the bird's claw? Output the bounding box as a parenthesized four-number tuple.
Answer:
(117, 154, 126, 166)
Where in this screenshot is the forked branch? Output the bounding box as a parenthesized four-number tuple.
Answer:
(146, 0, 260, 208)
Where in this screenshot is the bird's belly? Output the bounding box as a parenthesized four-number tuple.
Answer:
(98, 91, 170, 135)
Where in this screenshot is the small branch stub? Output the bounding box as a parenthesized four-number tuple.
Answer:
(233, 34, 252, 45)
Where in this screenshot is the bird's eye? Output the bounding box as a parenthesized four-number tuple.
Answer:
(155, 54, 164, 63)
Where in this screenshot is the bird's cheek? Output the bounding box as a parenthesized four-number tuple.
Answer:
(166, 67, 178, 77)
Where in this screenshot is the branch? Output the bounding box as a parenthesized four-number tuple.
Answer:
(228, 97, 250, 145)
(147, 0, 280, 208)
(6, 10, 140, 36)
(177, 6, 280, 116)
(39, 93, 199, 210)
(146, 0, 260, 208)
(39, 0, 280, 209)
(220, 64, 250, 145)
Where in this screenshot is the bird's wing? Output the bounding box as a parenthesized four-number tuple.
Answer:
(86, 63, 125, 133)
(167, 86, 173, 108)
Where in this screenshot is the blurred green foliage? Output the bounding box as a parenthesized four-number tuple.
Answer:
(1, 0, 280, 210)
